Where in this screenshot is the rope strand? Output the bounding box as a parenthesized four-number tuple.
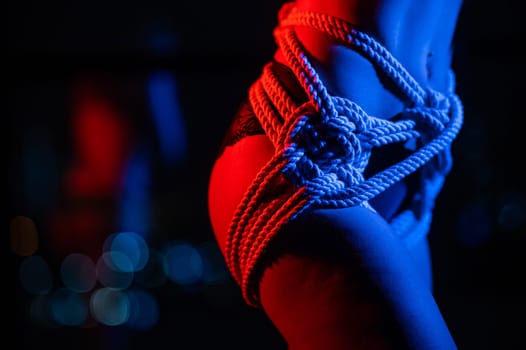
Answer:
(225, 1, 464, 307)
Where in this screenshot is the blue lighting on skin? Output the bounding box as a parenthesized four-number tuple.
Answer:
(19, 256, 53, 295)
(50, 288, 88, 326)
(118, 149, 151, 239)
(147, 71, 187, 165)
(60, 253, 96, 293)
(163, 242, 204, 285)
(125, 289, 159, 331)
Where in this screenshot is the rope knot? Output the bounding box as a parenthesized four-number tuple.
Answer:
(281, 102, 371, 196)
(226, 2, 464, 308)
(424, 88, 450, 110)
(401, 88, 453, 143)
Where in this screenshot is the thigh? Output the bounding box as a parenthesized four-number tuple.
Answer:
(208, 134, 275, 256)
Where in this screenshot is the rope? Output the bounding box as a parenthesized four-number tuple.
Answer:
(224, 1, 464, 307)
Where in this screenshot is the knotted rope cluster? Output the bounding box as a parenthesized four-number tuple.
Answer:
(225, 1, 464, 307)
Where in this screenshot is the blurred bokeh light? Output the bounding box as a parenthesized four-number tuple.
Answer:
(9, 0, 524, 349)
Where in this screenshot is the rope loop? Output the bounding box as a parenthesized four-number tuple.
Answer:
(224, 1, 464, 308)
(281, 99, 370, 194)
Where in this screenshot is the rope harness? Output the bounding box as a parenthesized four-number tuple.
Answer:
(225, 2, 464, 308)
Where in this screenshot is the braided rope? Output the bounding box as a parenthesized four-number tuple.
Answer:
(225, 1, 464, 307)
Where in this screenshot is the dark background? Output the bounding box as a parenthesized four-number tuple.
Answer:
(8, 0, 525, 349)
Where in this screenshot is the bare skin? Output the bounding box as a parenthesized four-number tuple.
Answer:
(209, 0, 463, 348)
